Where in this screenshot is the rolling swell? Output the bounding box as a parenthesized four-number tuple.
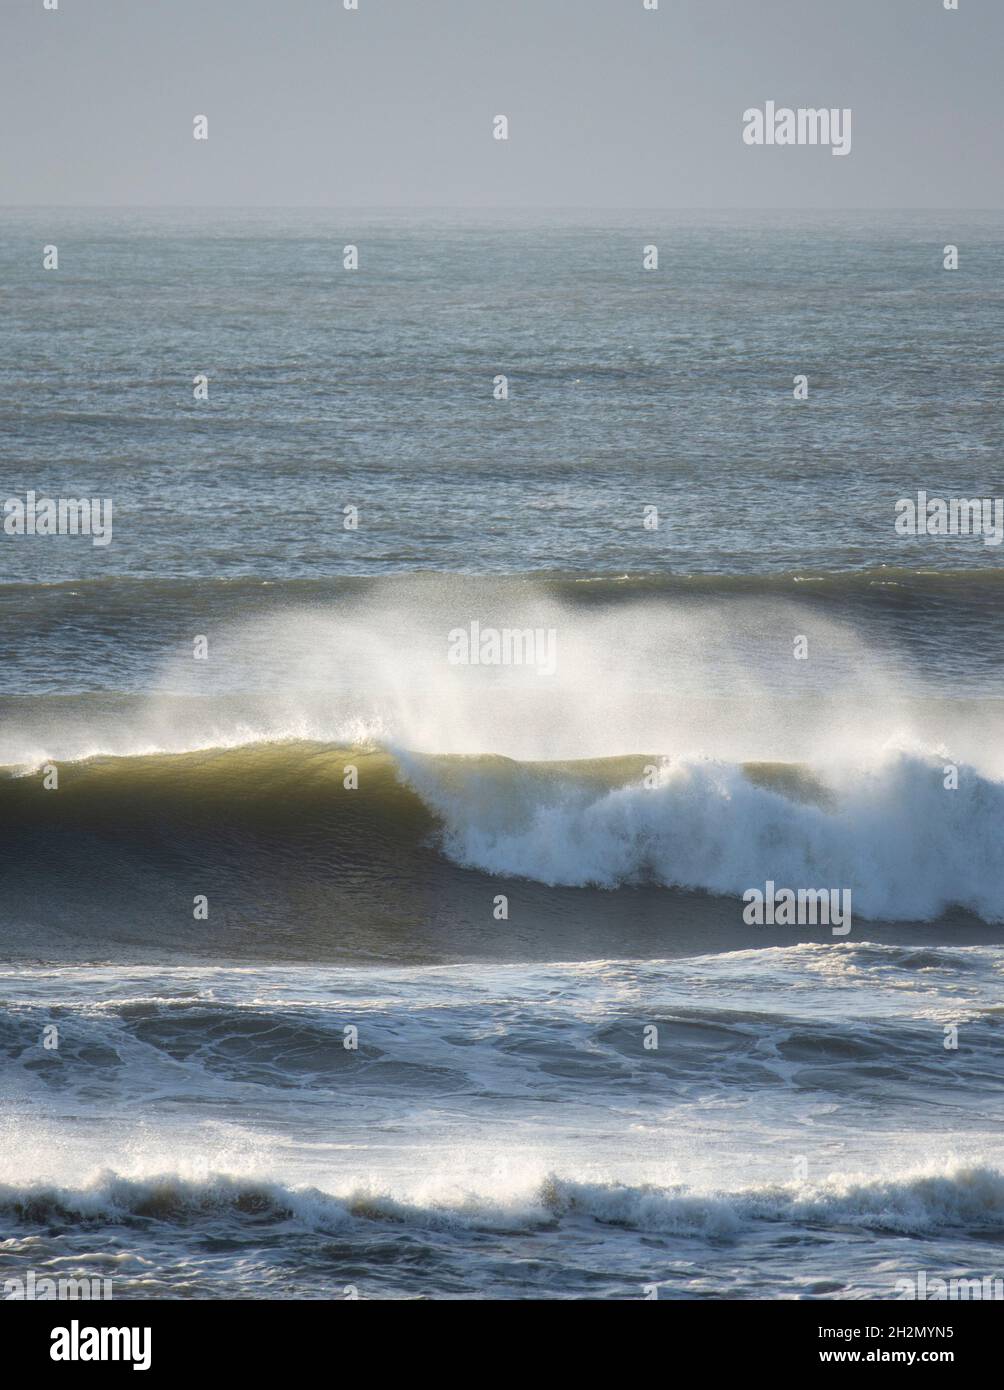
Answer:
(4, 564, 1004, 605)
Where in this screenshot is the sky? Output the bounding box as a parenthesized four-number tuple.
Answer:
(0, 0, 1000, 208)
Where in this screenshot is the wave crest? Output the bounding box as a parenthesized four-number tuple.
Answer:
(3, 1162, 1002, 1239)
(401, 747, 1004, 922)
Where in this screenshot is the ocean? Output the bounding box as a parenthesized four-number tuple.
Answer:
(1, 209, 1003, 1300)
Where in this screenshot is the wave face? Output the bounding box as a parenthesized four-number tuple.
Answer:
(4, 742, 1004, 957)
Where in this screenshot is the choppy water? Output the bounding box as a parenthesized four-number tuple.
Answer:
(2, 947, 1003, 1300)
(1, 212, 1003, 1299)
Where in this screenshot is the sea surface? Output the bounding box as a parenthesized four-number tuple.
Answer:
(1, 210, 1002, 1299)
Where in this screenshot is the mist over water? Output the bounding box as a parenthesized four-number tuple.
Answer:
(4, 574, 1002, 764)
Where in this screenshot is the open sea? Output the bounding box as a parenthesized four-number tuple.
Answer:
(1, 209, 1003, 1299)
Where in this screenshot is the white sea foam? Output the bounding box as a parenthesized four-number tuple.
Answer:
(400, 747, 1004, 923)
(3, 1161, 1002, 1240)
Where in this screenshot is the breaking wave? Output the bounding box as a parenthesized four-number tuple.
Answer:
(3, 740, 1003, 923)
(3, 1162, 1003, 1240)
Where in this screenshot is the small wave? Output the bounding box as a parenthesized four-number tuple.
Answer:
(3, 1162, 1002, 1240)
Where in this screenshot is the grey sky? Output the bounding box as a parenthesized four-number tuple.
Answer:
(1, 0, 1000, 207)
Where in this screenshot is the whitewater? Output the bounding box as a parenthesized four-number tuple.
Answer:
(2, 948, 1002, 1299)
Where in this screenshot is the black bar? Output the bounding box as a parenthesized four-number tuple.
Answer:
(8, 1298, 993, 1377)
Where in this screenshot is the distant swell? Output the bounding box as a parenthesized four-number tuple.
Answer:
(3, 564, 1004, 606)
